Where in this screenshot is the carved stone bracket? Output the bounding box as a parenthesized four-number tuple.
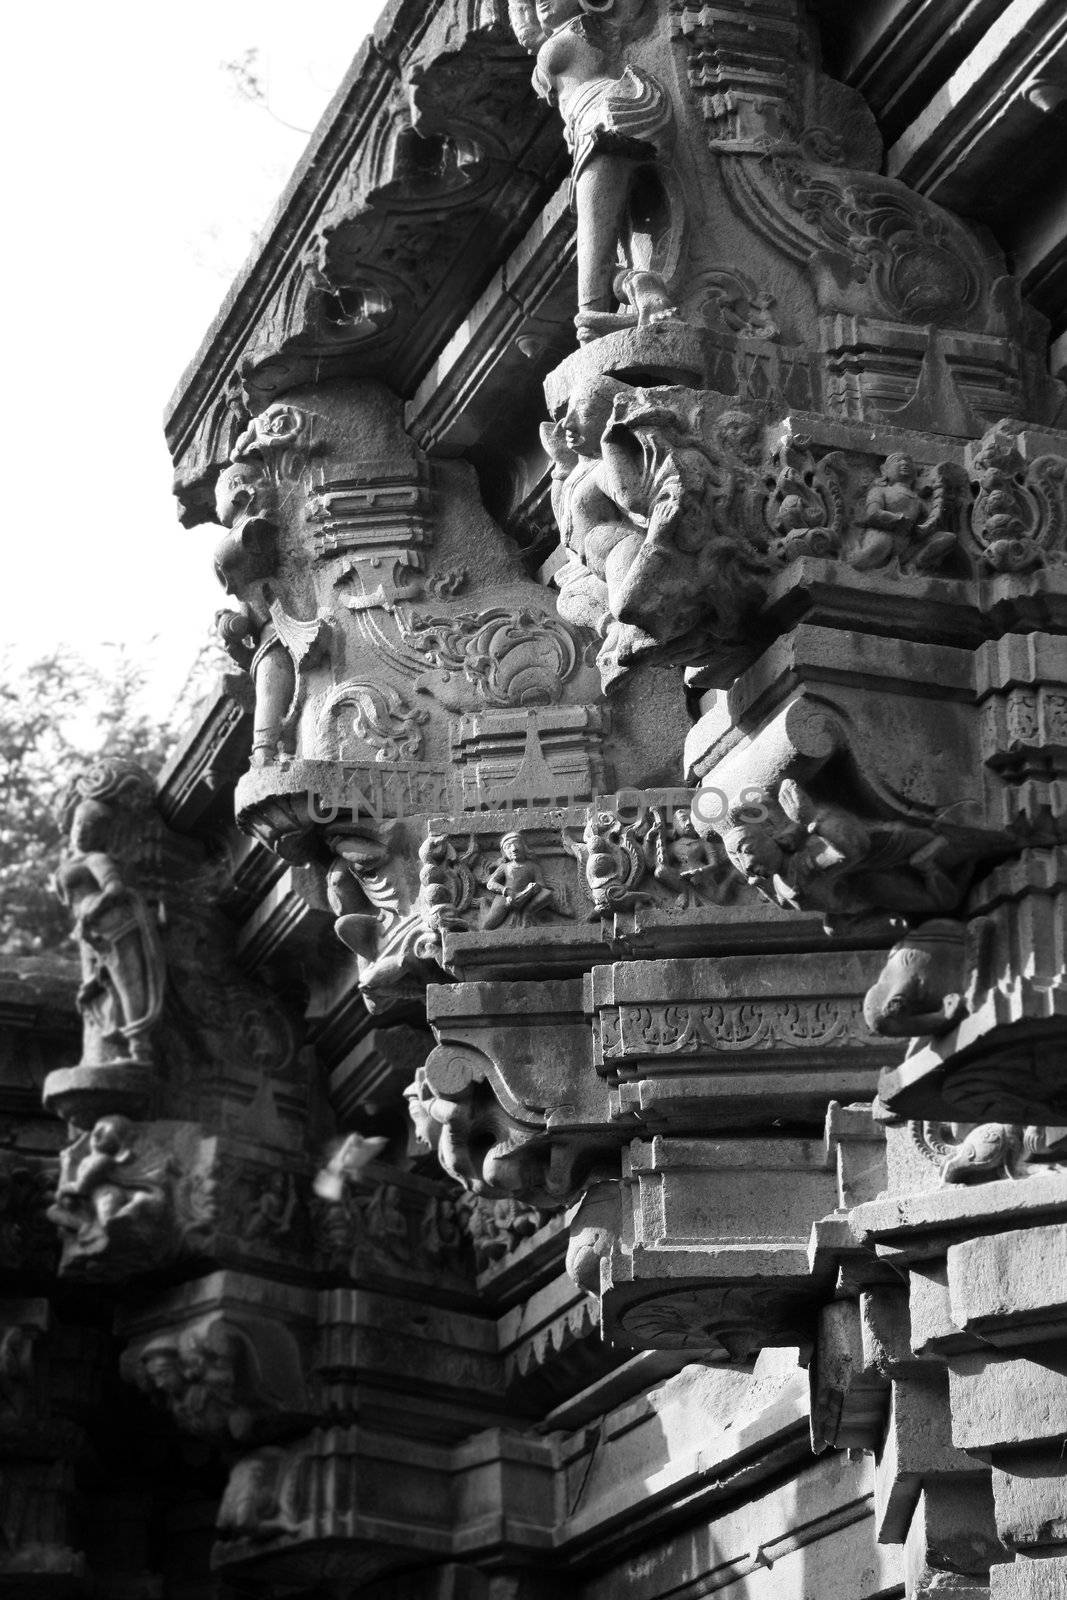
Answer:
(597, 1134, 839, 1354)
(118, 1272, 314, 1443)
(876, 849, 1067, 1121)
(410, 979, 618, 1208)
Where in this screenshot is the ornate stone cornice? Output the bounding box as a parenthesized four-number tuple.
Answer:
(164, 0, 565, 523)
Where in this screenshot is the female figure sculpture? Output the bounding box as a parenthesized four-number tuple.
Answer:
(53, 761, 165, 1070)
(509, 0, 675, 339)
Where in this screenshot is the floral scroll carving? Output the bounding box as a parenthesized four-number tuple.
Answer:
(967, 419, 1067, 574)
(405, 606, 581, 710)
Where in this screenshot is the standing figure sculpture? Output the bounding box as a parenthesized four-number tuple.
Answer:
(213, 404, 329, 767)
(53, 761, 166, 1071)
(509, 0, 676, 340)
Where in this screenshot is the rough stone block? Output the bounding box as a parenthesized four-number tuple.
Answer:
(811, 1299, 889, 1452)
(904, 1478, 1004, 1588)
(875, 1367, 986, 1544)
(910, 1260, 961, 1356)
(990, 1554, 1067, 1599)
(949, 1353, 1067, 1452)
(861, 1285, 915, 1374)
(949, 1226, 1067, 1344)
(992, 1447, 1067, 1552)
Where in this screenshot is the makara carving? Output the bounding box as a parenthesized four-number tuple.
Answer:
(509, 0, 675, 339)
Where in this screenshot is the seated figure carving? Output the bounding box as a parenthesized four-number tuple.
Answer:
(484, 834, 566, 929)
(850, 452, 958, 573)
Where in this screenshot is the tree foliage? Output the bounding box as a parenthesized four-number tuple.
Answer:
(0, 647, 179, 955)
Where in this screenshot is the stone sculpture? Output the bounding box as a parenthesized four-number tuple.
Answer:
(52, 763, 165, 1074)
(863, 920, 970, 1037)
(508, 0, 675, 339)
(544, 380, 769, 686)
(47, 1118, 175, 1273)
(851, 451, 958, 573)
(483, 832, 565, 928)
(719, 780, 966, 932)
(26, 0, 1065, 1591)
(213, 404, 330, 765)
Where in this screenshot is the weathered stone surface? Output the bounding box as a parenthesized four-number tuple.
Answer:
(948, 1352, 1067, 1452)
(990, 1555, 1067, 1600)
(992, 1446, 1067, 1553)
(948, 1224, 1067, 1345)
(875, 1366, 989, 1544)
(904, 1478, 1004, 1588)
(14, 0, 1067, 1589)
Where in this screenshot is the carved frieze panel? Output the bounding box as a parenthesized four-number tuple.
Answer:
(598, 1133, 835, 1353)
(311, 1159, 481, 1293)
(46, 1119, 217, 1281)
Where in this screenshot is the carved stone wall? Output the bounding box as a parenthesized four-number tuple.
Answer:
(7, 1, 1067, 1596)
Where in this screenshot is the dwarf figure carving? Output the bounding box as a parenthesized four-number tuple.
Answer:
(561, 810, 653, 918)
(415, 833, 480, 946)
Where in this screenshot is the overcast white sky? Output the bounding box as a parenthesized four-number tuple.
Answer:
(6, 2, 384, 715)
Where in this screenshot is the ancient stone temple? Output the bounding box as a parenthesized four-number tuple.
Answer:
(6, 2, 1067, 1595)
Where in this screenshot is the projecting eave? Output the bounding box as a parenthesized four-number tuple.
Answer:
(163, 0, 566, 526)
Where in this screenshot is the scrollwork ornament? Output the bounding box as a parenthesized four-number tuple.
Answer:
(968, 419, 1067, 574)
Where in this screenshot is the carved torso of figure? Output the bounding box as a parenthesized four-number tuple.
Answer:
(54, 791, 166, 1062)
(867, 477, 925, 531)
(532, 10, 671, 182)
(548, 378, 644, 582)
(212, 462, 279, 627)
(53, 849, 126, 940)
(555, 454, 634, 576)
(490, 855, 542, 900)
